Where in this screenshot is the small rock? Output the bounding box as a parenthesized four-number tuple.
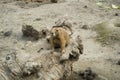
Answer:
(114, 71, 117, 73)
(84, 5, 88, 8)
(85, 67, 92, 75)
(46, 36, 51, 43)
(35, 18, 42, 21)
(37, 48, 43, 53)
(73, 22, 77, 25)
(114, 23, 120, 27)
(69, 50, 79, 61)
(51, 0, 58, 3)
(81, 25, 89, 30)
(21, 47, 25, 50)
(22, 24, 33, 36)
(117, 60, 120, 65)
(4, 30, 12, 37)
(79, 71, 84, 76)
(118, 52, 120, 54)
(5, 53, 21, 76)
(79, 67, 97, 80)
(22, 23, 49, 40)
(22, 61, 41, 77)
(115, 13, 119, 16)
(2, 1, 7, 4)
(60, 53, 69, 63)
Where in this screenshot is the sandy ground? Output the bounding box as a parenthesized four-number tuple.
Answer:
(0, 0, 120, 80)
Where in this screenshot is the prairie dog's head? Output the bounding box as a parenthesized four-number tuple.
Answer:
(51, 28, 59, 37)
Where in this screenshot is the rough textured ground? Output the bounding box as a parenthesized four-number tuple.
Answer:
(0, 0, 120, 80)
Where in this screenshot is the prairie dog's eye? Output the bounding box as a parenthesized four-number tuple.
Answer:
(51, 32, 55, 36)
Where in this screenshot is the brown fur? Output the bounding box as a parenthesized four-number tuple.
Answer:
(50, 27, 70, 53)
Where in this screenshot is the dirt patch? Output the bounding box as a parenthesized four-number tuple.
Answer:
(92, 19, 120, 45)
